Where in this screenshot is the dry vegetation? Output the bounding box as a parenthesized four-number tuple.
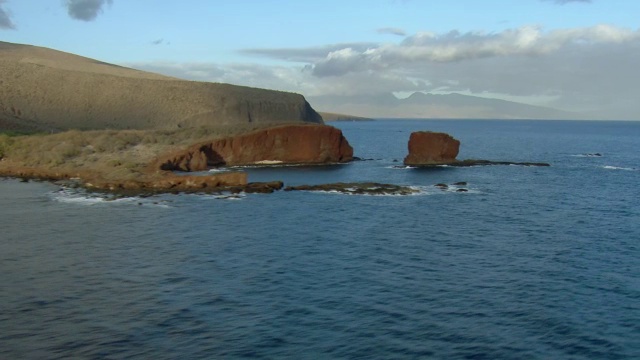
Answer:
(0, 41, 324, 187)
(0, 123, 280, 181)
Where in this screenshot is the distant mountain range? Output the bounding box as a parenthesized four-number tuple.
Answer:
(309, 92, 587, 120)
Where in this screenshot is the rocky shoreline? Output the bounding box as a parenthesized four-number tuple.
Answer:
(1, 125, 550, 196)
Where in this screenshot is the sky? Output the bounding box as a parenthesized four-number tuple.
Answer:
(1, 0, 639, 119)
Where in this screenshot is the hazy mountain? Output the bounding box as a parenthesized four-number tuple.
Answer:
(309, 92, 584, 120)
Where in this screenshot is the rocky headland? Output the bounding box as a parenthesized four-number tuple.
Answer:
(403, 131, 550, 167)
(0, 42, 349, 193)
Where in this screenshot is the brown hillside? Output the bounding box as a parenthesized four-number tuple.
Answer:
(0, 41, 322, 132)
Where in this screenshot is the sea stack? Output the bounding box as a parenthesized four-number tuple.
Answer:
(403, 131, 460, 166)
(158, 124, 354, 171)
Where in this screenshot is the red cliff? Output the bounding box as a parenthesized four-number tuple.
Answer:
(403, 131, 460, 166)
(159, 124, 354, 171)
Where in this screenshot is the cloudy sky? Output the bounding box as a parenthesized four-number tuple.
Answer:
(1, 0, 639, 119)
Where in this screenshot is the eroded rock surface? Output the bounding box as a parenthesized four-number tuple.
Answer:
(159, 124, 354, 171)
(404, 131, 460, 166)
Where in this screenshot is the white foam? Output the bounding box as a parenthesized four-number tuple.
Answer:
(207, 168, 230, 173)
(254, 160, 284, 165)
(387, 165, 415, 170)
(49, 189, 171, 207)
(51, 191, 107, 205)
(198, 193, 246, 201)
(602, 165, 636, 171)
(571, 153, 604, 158)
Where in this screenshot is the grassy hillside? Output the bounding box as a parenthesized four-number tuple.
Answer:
(0, 41, 322, 133)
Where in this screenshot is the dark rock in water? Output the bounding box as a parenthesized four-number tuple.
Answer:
(435, 183, 449, 189)
(284, 182, 419, 196)
(453, 182, 467, 186)
(457, 189, 469, 192)
(392, 159, 399, 162)
(228, 181, 284, 194)
(412, 159, 550, 167)
(454, 160, 550, 167)
(404, 132, 460, 166)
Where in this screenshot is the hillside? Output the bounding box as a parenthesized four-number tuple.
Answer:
(0, 41, 322, 133)
(309, 92, 581, 120)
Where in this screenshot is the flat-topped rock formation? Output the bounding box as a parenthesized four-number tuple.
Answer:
(158, 124, 354, 171)
(0, 41, 322, 132)
(404, 131, 550, 167)
(404, 131, 460, 166)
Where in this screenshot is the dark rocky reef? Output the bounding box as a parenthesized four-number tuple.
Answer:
(284, 182, 419, 196)
(158, 124, 354, 171)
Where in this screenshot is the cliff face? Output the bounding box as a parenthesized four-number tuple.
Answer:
(0, 41, 322, 132)
(159, 124, 354, 171)
(404, 131, 460, 166)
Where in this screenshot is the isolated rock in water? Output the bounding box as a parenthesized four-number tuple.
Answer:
(404, 131, 460, 166)
(159, 124, 354, 171)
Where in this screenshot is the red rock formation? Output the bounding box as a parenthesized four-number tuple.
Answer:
(159, 124, 354, 171)
(403, 131, 460, 166)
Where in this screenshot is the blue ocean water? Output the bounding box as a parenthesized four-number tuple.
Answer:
(1, 120, 639, 359)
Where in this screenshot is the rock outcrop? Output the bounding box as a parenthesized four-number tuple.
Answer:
(403, 131, 550, 167)
(403, 131, 460, 166)
(158, 124, 354, 171)
(284, 182, 419, 196)
(0, 164, 249, 193)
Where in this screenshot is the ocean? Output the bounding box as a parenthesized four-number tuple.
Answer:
(1, 120, 639, 359)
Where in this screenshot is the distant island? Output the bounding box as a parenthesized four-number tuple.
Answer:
(309, 92, 586, 120)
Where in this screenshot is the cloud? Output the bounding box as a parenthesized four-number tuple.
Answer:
(240, 42, 378, 63)
(231, 24, 640, 118)
(0, 0, 15, 29)
(151, 38, 170, 46)
(65, 0, 112, 21)
(300, 25, 640, 77)
(377, 27, 406, 36)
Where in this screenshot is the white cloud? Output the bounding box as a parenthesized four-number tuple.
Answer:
(130, 24, 640, 119)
